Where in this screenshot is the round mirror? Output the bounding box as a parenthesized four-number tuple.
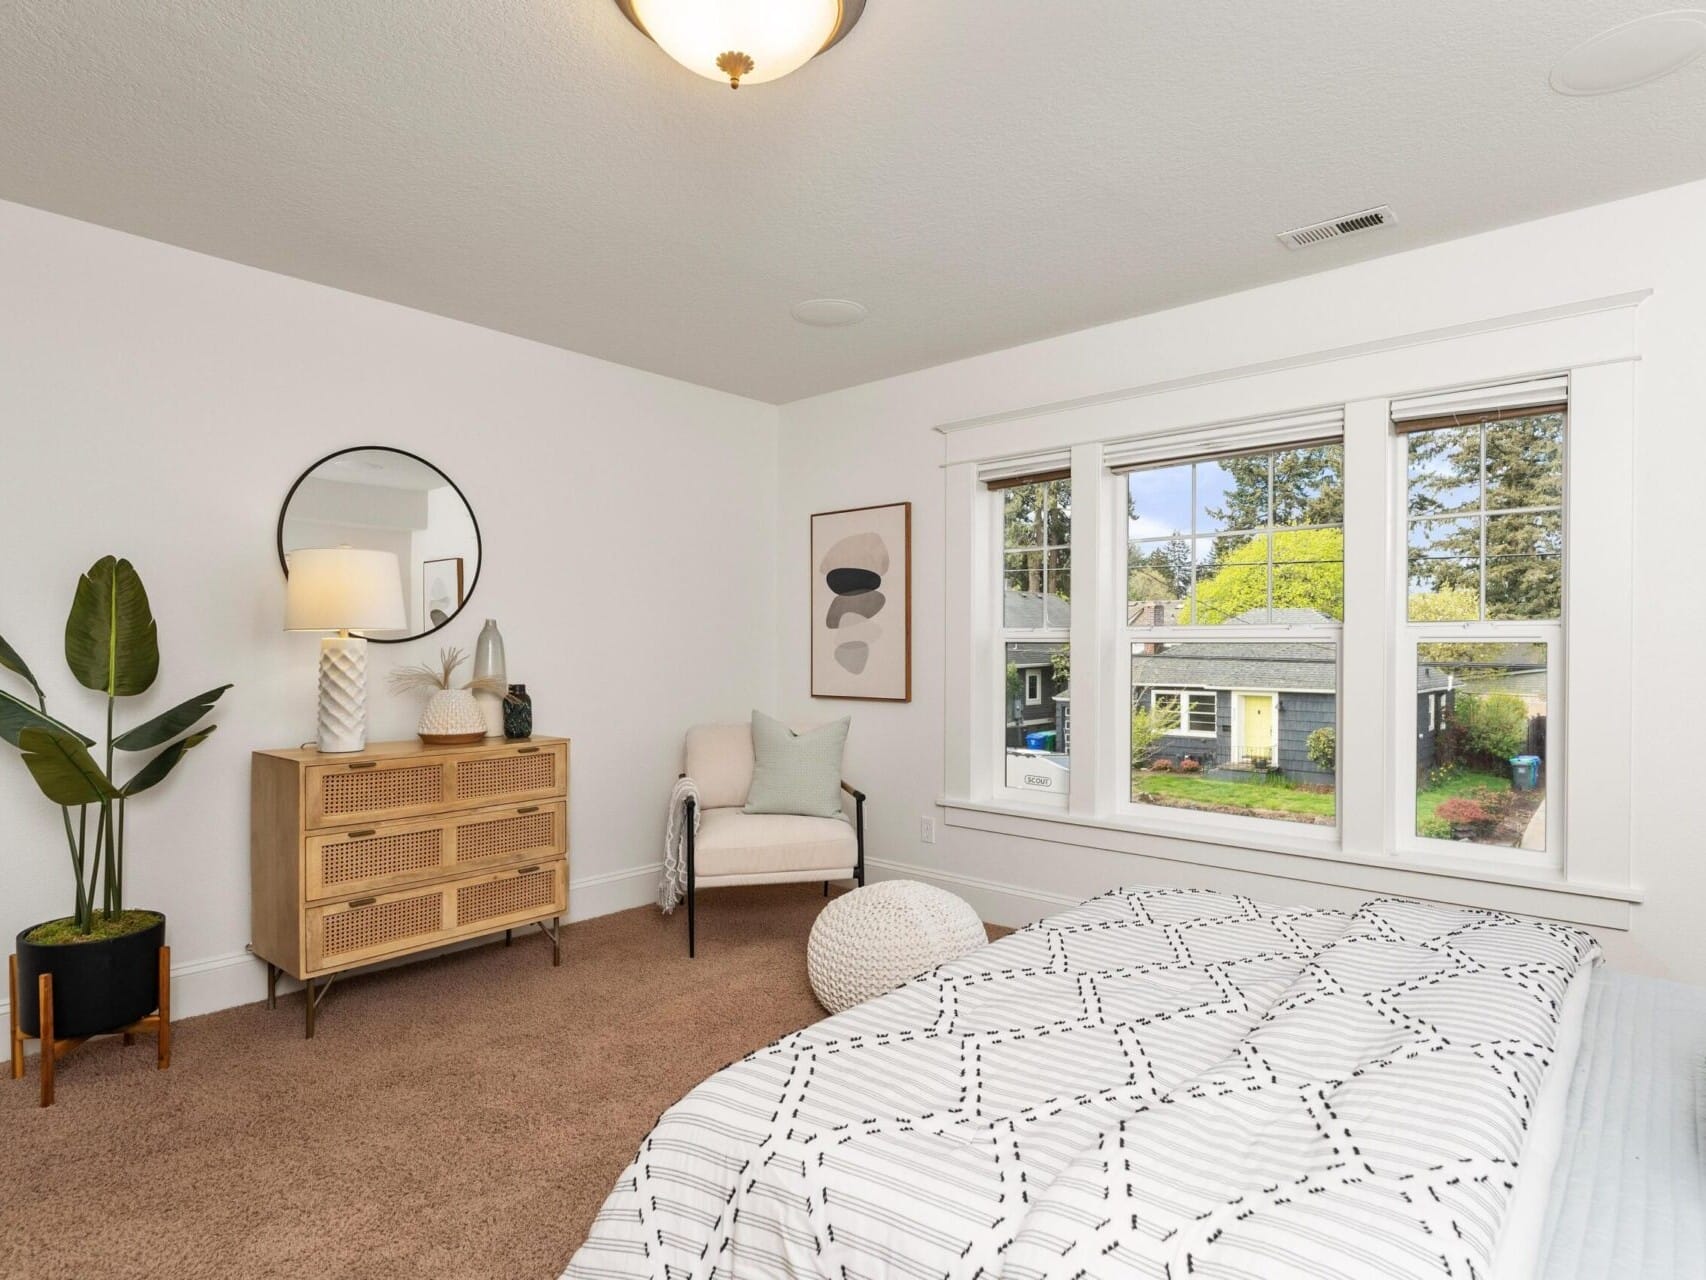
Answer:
(277, 447, 482, 644)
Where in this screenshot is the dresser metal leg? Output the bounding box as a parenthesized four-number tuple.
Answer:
(266, 963, 279, 1010)
(505, 928, 512, 947)
(304, 976, 316, 1039)
(533, 917, 561, 966)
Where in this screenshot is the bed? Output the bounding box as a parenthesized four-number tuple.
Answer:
(565, 887, 1599, 1279)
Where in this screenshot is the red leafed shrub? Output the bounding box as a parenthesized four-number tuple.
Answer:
(1150, 758, 1174, 772)
(1179, 757, 1202, 773)
(1435, 797, 1490, 826)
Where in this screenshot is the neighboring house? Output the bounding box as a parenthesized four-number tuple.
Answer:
(1006, 639, 1068, 748)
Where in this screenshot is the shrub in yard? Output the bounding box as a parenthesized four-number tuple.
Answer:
(1305, 726, 1336, 772)
(1179, 757, 1202, 773)
(1435, 797, 1490, 827)
(1131, 706, 1164, 767)
(1418, 815, 1452, 839)
(1150, 757, 1174, 772)
(1448, 692, 1529, 766)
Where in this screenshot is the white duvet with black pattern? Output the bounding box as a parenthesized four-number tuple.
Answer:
(565, 887, 1599, 1280)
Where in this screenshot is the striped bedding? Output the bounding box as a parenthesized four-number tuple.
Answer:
(564, 887, 1599, 1280)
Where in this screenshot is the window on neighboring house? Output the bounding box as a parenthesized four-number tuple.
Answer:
(1122, 444, 1341, 829)
(1399, 404, 1562, 857)
(998, 475, 1071, 798)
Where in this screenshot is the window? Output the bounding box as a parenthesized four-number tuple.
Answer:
(1151, 690, 1217, 735)
(999, 476, 1071, 798)
(1127, 444, 1344, 626)
(1399, 406, 1563, 859)
(1123, 445, 1341, 829)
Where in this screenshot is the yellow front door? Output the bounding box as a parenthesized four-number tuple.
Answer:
(1239, 694, 1275, 764)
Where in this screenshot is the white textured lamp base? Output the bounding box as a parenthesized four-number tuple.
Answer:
(317, 634, 369, 753)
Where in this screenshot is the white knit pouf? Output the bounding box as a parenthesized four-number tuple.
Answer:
(808, 880, 987, 1014)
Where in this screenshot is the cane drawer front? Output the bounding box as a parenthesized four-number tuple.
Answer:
(305, 803, 566, 901)
(307, 885, 450, 972)
(449, 743, 566, 809)
(306, 757, 453, 829)
(450, 862, 566, 936)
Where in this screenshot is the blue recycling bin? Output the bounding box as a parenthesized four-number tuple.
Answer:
(1025, 730, 1057, 751)
(1509, 755, 1541, 791)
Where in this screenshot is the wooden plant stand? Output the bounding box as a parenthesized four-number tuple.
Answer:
(8, 946, 172, 1107)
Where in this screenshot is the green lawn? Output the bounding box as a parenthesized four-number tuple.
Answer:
(1133, 772, 1336, 819)
(1414, 768, 1510, 825)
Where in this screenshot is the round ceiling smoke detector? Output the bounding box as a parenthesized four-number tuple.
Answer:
(791, 298, 868, 327)
(1550, 10, 1706, 95)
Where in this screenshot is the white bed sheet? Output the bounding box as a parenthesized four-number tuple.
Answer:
(1490, 958, 1595, 1280)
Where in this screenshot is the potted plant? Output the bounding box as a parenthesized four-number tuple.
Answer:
(1, 557, 229, 1039)
(389, 646, 511, 744)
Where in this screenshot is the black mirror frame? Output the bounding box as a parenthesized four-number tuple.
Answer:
(276, 445, 483, 646)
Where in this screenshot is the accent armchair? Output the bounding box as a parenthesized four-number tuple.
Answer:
(679, 723, 866, 956)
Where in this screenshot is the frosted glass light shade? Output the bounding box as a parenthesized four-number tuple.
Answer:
(284, 548, 406, 633)
(630, 0, 843, 87)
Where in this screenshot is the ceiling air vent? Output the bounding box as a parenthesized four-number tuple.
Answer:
(1276, 205, 1395, 250)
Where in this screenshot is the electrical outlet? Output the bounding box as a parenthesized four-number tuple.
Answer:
(920, 816, 937, 844)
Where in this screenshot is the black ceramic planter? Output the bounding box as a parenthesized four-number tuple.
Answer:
(14, 913, 165, 1038)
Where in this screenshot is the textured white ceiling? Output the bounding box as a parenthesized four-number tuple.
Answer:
(3, 1, 1703, 403)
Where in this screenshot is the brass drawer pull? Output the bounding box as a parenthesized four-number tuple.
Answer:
(347, 897, 377, 909)
(516, 865, 541, 875)
(346, 829, 376, 839)
(348, 761, 377, 771)
(516, 746, 540, 755)
(516, 805, 540, 815)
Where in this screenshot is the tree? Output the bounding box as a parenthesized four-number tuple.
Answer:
(1448, 691, 1529, 765)
(1129, 535, 1189, 612)
(1306, 726, 1336, 772)
(1181, 528, 1343, 624)
(1406, 414, 1562, 619)
(1003, 479, 1071, 597)
(1205, 446, 1343, 563)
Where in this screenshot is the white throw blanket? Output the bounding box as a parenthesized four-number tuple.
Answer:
(658, 774, 698, 912)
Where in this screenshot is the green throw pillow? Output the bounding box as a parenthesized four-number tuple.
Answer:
(744, 711, 850, 818)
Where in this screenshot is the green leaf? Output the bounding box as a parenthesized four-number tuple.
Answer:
(0, 632, 42, 700)
(122, 726, 216, 798)
(113, 685, 232, 751)
(65, 557, 159, 697)
(16, 727, 116, 806)
(0, 689, 94, 748)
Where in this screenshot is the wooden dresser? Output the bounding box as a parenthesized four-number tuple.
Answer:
(250, 736, 569, 1036)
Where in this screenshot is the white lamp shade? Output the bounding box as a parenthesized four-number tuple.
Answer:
(284, 547, 407, 633)
(631, 0, 841, 86)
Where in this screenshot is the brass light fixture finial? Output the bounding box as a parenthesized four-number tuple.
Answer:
(715, 50, 755, 89)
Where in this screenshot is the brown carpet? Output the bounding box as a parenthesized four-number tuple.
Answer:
(1, 884, 1004, 1280)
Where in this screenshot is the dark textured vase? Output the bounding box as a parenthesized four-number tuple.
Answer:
(503, 684, 533, 740)
(15, 912, 166, 1038)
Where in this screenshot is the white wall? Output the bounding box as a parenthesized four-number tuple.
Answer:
(0, 198, 779, 1018)
(777, 178, 1706, 983)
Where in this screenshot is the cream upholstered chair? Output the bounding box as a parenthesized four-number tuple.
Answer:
(680, 723, 866, 956)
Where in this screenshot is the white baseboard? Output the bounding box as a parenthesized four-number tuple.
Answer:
(865, 856, 1076, 927)
(0, 862, 667, 1031)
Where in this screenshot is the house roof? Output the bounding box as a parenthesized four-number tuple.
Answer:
(1004, 589, 1071, 630)
(1008, 642, 1065, 667)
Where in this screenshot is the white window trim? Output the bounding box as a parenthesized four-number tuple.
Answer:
(1147, 689, 1217, 737)
(941, 293, 1643, 928)
(1024, 670, 1043, 705)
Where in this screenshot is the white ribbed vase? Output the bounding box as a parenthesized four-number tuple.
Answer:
(417, 688, 487, 740)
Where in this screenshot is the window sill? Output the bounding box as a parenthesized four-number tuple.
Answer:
(938, 797, 1640, 929)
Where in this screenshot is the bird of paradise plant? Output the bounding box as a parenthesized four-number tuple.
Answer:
(0, 557, 230, 938)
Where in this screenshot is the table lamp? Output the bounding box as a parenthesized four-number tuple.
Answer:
(284, 547, 407, 752)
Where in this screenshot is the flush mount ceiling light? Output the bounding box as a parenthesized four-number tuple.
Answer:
(615, 0, 865, 89)
(791, 298, 868, 327)
(1550, 10, 1706, 95)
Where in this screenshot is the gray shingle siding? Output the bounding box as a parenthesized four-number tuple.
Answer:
(1277, 692, 1335, 782)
